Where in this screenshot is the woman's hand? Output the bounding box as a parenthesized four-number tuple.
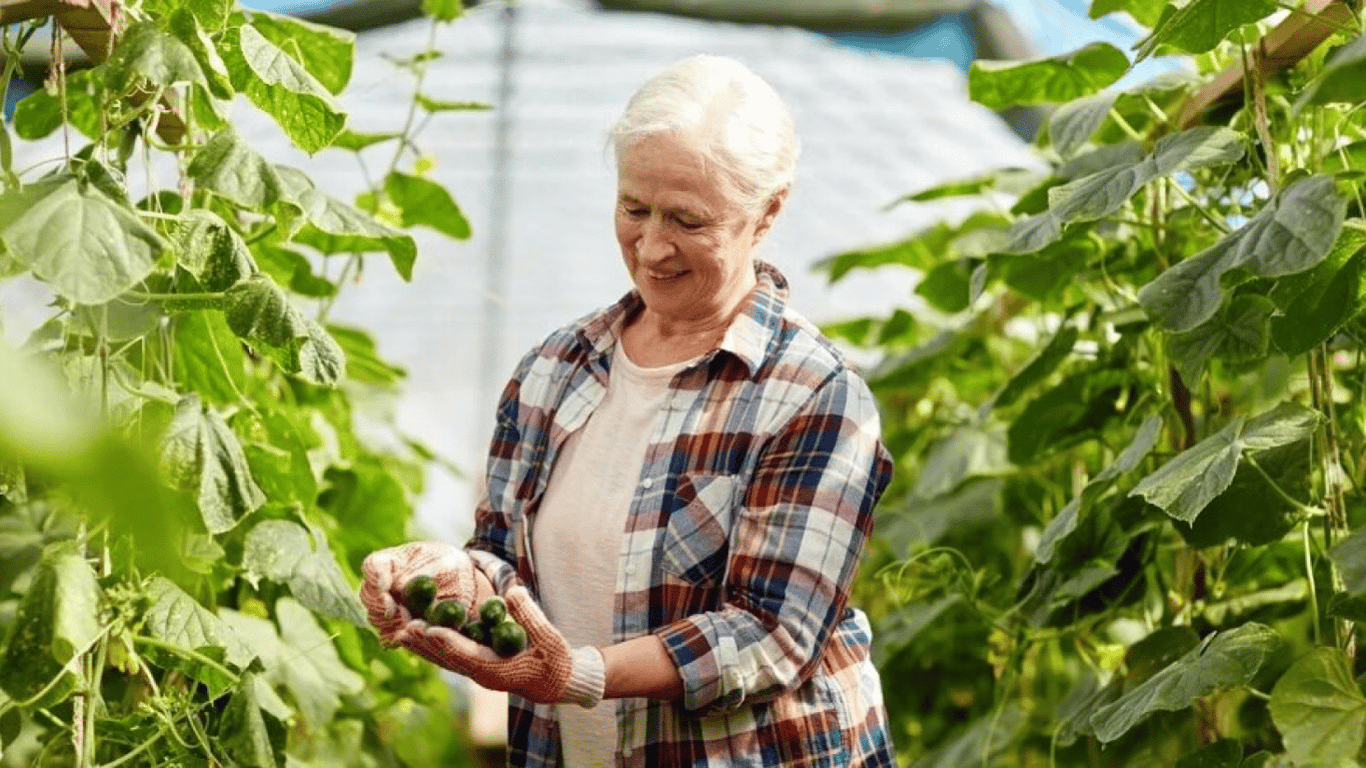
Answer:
(358, 541, 494, 644)
(393, 583, 575, 704)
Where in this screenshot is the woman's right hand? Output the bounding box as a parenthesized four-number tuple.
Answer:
(359, 542, 494, 644)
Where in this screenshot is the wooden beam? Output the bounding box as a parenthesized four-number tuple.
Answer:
(1178, 0, 1359, 128)
(0, 0, 186, 144)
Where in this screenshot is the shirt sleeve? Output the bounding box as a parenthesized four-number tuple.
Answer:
(655, 368, 893, 714)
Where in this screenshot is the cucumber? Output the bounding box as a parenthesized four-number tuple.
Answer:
(400, 574, 437, 618)
(490, 620, 527, 658)
(426, 599, 469, 631)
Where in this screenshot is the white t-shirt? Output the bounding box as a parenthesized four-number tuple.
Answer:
(532, 345, 695, 766)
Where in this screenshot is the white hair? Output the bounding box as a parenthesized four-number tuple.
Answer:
(610, 55, 800, 211)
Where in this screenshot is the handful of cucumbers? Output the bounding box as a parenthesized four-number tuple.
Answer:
(399, 575, 528, 658)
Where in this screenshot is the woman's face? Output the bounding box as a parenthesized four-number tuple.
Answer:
(615, 131, 782, 327)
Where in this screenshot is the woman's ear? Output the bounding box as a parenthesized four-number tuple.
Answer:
(751, 187, 789, 245)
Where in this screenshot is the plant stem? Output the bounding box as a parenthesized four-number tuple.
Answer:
(1108, 107, 1145, 143)
(1244, 34, 1281, 193)
(1304, 520, 1322, 646)
(1244, 454, 1323, 517)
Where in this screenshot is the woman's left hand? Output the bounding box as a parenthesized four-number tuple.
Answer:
(392, 584, 574, 704)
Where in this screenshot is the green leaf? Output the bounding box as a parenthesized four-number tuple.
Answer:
(1295, 32, 1366, 110)
(968, 43, 1130, 110)
(1271, 241, 1366, 357)
(414, 94, 492, 112)
(1048, 91, 1118, 158)
(216, 669, 287, 768)
(1134, 0, 1280, 61)
(11, 70, 102, 141)
(236, 407, 318, 505)
(249, 12, 354, 96)
(224, 273, 346, 385)
(12, 88, 63, 141)
(1035, 414, 1162, 564)
(878, 480, 1003, 553)
(1166, 293, 1275, 384)
(384, 171, 471, 240)
(241, 519, 367, 627)
(188, 129, 288, 211)
(0, 549, 103, 707)
(224, 24, 345, 154)
(1001, 127, 1245, 254)
(253, 244, 336, 298)
(1269, 648, 1366, 766)
(915, 259, 975, 313)
(1329, 525, 1366, 598)
(421, 0, 464, 22)
(141, 576, 256, 696)
(159, 394, 265, 534)
(914, 423, 1012, 499)
(1179, 441, 1311, 549)
(174, 209, 257, 291)
(1008, 369, 1132, 464)
(1090, 0, 1168, 27)
(219, 598, 365, 729)
(1139, 175, 1346, 332)
(1056, 674, 1124, 746)
(278, 166, 418, 280)
(326, 325, 406, 386)
(169, 9, 234, 99)
(106, 21, 206, 91)
(988, 325, 1078, 412)
(1129, 401, 1322, 523)
(1089, 623, 1279, 743)
(171, 311, 250, 406)
(330, 129, 402, 152)
(316, 463, 412, 571)
(0, 175, 164, 305)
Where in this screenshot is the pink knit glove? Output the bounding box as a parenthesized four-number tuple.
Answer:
(393, 583, 574, 704)
(358, 541, 492, 644)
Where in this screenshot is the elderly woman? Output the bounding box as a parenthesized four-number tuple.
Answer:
(360, 55, 895, 767)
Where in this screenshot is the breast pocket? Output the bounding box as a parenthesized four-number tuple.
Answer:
(660, 473, 740, 588)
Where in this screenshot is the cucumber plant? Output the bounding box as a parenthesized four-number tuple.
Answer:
(0, 0, 484, 766)
(828, 1, 1366, 765)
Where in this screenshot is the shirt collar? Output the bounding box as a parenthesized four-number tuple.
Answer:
(576, 260, 790, 377)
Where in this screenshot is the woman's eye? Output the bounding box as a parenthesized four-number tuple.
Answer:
(676, 217, 702, 229)
(625, 207, 647, 218)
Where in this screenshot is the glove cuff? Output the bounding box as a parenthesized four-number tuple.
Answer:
(562, 646, 606, 708)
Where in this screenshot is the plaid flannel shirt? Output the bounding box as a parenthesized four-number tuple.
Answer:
(469, 262, 896, 767)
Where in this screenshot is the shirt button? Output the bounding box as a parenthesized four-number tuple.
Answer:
(641, 477, 653, 489)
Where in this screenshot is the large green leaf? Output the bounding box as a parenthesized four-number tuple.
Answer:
(878, 479, 1003, 554)
(316, 463, 413, 571)
(242, 519, 366, 626)
(253, 244, 337, 298)
(141, 576, 256, 697)
(224, 273, 345, 385)
(1268, 648, 1366, 766)
(1035, 414, 1162, 564)
(1134, 0, 1280, 61)
(1129, 401, 1322, 523)
(1271, 239, 1366, 357)
(1090, 0, 1167, 27)
(384, 171, 471, 240)
(1048, 91, 1118, 159)
(914, 422, 1012, 499)
(1139, 175, 1346, 333)
(820, 212, 1008, 282)
(216, 669, 287, 768)
(278, 167, 419, 281)
(248, 12, 354, 96)
(1178, 441, 1311, 549)
(327, 325, 406, 386)
(188, 129, 289, 211)
(222, 24, 345, 154)
(12, 70, 102, 141)
(105, 21, 206, 91)
(1089, 623, 1279, 743)
(159, 394, 265, 534)
(236, 408, 318, 506)
(219, 598, 365, 729)
(168, 9, 233, 99)
(988, 325, 1078, 412)
(1008, 369, 1132, 464)
(0, 548, 103, 707)
(1166, 294, 1275, 384)
(0, 175, 163, 305)
(969, 43, 1130, 110)
(174, 208, 257, 291)
(171, 311, 250, 405)
(1001, 127, 1244, 254)
(1295, 32, 1366, 110)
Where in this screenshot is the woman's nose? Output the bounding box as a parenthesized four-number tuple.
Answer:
(637, 217, 673, 261)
